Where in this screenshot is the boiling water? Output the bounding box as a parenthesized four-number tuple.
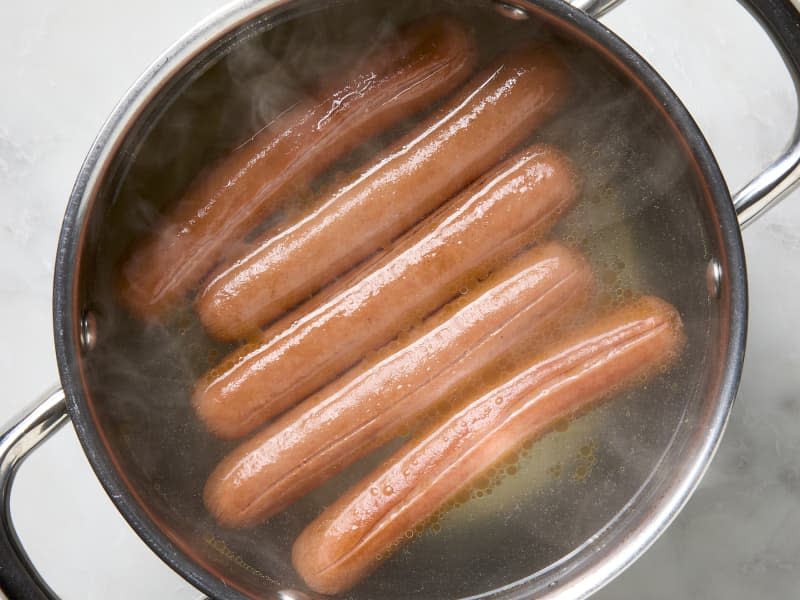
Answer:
(79, 1, 715, 597)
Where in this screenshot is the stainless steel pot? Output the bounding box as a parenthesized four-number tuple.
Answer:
(1, 0, 799, 599)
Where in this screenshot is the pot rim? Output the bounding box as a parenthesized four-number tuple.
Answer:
(52, 1, 747, 598)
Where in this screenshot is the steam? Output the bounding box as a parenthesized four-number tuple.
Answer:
(78, 0, 702, 597)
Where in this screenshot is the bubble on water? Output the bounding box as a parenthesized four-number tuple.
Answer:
(601, 269, 617, 285)
(554, 417, 570, 433)
(570, 439, 599, 481)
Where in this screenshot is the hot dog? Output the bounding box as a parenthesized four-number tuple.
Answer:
(203, 242, 594, 528)
(195, 43, 572, 341)
(292, 296, 686, 595)
(194, 145, 581, 439)
(117, 16, 477, 318)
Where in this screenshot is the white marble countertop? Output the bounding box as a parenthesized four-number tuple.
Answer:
(1, 0, 798, 598)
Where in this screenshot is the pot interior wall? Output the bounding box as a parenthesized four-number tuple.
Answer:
(70, 0, 728, 597)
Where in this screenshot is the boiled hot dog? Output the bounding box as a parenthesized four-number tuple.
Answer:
(204, 242, 594, 527)
(196, 43, 572, 340)
(292, 296, 686, 595)
(194, 145, 581, 439)
(117, 16, 477, 318)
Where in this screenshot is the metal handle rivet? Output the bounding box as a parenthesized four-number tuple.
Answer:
(706, 258, 723, 299)
(493, 1, 530, 20)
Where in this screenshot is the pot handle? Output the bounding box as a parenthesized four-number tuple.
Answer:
(566, 0, 627, 19)
(569, 0, 800, 226)
(0, 388, 69, 600)
(732, 0, 800, 228)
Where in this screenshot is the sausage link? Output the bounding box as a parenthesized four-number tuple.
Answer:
(196, 43, 572, 340)
(194, 145, 581, 439)
(292, 296, 686, 595)
(204, 242, 594, 527)
(117, 16, 477, 318)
